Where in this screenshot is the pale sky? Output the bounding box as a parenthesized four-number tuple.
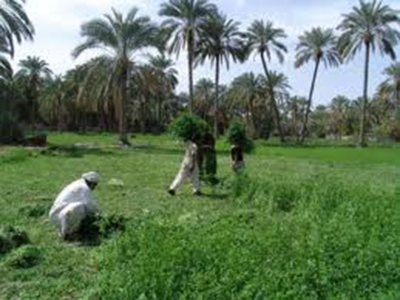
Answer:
(12, 0, 400, 106)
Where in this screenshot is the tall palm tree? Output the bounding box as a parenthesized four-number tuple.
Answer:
(193, 78, 214, 118)
(196, 11, 243, 137)
(72, 7, 157, 144)
(159, 0, 216, 112)
(149, 54, 178, 125)
(338, 0, 400, 147)
(295, 27, 341, 142)
(0, 33, 12, 80)
(229, 73, 260, 138)
(17, 56, 52, 129)
(245, 20, 288, 142)
(378, 62, 400, 116)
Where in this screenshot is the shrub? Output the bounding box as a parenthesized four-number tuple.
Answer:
(169, 113, 209, 142)
(227, 120, 254, 153)
(0, 113, 25, 145)
(376, 118, 400, 142)
(6, 246, 41, 269)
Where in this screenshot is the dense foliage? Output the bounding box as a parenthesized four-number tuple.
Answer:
(169, 113, 209, 142)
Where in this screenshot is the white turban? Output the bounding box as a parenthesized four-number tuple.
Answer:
(82, 172, 100, 184)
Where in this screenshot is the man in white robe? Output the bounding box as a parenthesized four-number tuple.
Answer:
(168, 141, 201, 196)
(49, 172, 100, 240)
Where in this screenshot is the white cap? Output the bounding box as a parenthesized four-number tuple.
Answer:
(82, 172, 100, 184)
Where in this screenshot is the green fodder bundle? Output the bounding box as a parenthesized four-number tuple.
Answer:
(227, 120, 254, 153)
(169, 113, 209, 142)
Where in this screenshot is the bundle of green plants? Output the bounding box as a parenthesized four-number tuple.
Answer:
(79, 213, 128, 242)
(227, 120, 254, 153)
(169, 113, 209, 142)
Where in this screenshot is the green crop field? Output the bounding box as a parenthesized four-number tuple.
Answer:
(0, 133, 399, 299)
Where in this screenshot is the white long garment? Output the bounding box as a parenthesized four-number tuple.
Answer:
(170, 142, 200, 193)
(49, 179, 99, 237)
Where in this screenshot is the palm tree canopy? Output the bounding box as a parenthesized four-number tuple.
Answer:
(295, 27, 341, 68)
(17, 56, 52, 79)
(0, 0, 34, 56)
(229, 72, 260, 104)
(72, 7, 157, 61)
(159, 0, 217, 56)
(260, 71, 291, 101)
(377, 62, 400, 98)
(245, 19, 288, 63)
(337, 0, 400, 61)
(196, 11, 244, 68)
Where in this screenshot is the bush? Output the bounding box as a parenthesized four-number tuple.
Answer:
(6, 246, 41, 269)
(376, 119, 400, 142)
(0, 113, 25, 145)
(169, 113, 209, 142)
(227, 120, 254, 153)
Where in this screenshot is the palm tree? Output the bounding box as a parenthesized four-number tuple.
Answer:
(0, 0, 34, 54)
(159, 0, 216, 112)
(196, 11, 243, 137)
(0, 34, 12, 80)
(245, 20, 288, 142)
(17, 56, 53, 129)
(148, 54, 179, 126)
(295, 27, 341, 142)
(338, 0, 400, 147)
(229, 73, 260, 138)
(193, 78, 214, 118)
(0, 0, 34, 83)
(378, 62, 400, 116)
(259, 71, 291, 137)
(72, 7, 157, 144)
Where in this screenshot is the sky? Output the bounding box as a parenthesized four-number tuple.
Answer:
(12, 0, 400, 106)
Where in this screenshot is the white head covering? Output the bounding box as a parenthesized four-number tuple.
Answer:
(82, 172, 100, 184)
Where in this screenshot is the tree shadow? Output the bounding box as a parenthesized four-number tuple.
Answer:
(39, 145, 119, 158)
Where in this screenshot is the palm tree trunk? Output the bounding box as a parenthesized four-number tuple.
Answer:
(300, 57, 321, 143)
(248, 97, 256, 138)
(188, 31, 194, 113)
(214, 56, 220, 138)
(360, 42, 370, 147)
(261, 52, 285, 143)
(118, 66, 128, 144)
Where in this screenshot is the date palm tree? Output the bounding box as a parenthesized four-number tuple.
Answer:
(229, 73, 260, 138)
(196, 11, 243, 137)
(295, 27, 341, 142)
(17, 56, 52, 129)
(338, 0, 400, 147)
(0, 0, 34, 81)
(159, 0, 216, 112)
(73, 7, 157, 145)
(245, 20, 288, 142)
(0, 0, 34, 54)
(377, 62, 400, 116)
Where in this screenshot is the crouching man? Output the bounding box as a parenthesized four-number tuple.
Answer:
(49, 172, 100, 240)
(168, 140, 201, 196)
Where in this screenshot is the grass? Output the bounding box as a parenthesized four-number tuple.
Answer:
(0, 133, 399, 299)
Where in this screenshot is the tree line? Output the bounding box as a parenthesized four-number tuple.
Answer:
(1, 0, 400, 146)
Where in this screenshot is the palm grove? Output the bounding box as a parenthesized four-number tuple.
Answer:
(1, 0, 400, 146)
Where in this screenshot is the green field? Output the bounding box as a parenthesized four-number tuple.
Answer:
(0, 134, 399, 299)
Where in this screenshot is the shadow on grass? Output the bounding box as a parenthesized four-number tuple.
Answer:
(40, 145, 120, 159)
